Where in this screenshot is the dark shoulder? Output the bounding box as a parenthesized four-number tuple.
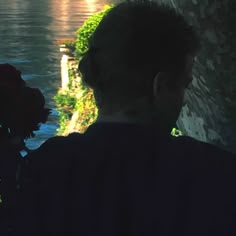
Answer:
(31, 132, 83, 154)
(175, 135, 236, 172)
(26, 132, 85, 171)
(176, 135, 235, 156)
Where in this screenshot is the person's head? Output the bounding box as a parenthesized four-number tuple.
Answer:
(79, 0, 200, 133)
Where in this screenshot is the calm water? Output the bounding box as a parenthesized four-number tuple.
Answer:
(0, 0, 109, 150)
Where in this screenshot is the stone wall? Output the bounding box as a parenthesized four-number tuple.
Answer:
(161, 0, 236, 154)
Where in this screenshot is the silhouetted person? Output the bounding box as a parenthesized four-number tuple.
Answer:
(0, 63, 50, 235)
(17, 1, 236, 235)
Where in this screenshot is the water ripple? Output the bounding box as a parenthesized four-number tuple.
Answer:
(0, 0, 107, 150)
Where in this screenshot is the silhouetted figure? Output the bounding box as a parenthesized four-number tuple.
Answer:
(17, 1, 236, 235)
(0, 63, 50, 235)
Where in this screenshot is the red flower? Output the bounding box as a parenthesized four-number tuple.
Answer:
(0, 64, 25, 90)
(0, 64, 50, 140)
(13, 87, 51, 138)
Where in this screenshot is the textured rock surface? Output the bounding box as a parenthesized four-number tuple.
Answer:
(160, 0, 236, 154)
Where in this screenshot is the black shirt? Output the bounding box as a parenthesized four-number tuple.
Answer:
(17, 122, 236, 235)
(0, 147, 21, 235)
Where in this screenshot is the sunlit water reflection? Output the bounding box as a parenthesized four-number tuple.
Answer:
(0, 0, 108, 150)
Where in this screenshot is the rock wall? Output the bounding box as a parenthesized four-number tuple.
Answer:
(160, 0, 236, 154)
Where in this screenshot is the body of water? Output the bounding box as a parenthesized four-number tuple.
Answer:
(0, 0, 109, 150)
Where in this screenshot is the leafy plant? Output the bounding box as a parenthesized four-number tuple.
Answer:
(57, 38, 76, 51)
(73, 88, 98, 133)
(56, 111, 71, 135)
(75, 5, 113, 58)
(54, 92, 77, 111)
(171, 127, 184, 137)
(54, 5, 112, 135)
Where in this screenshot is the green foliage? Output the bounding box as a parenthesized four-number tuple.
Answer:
(74, 88, 98, 133)
(54, 91, 76, 135)
(63, 40, 76, 50)
(57, 39, 76, 51)
(75, 5, 113, 58)
(54, 5, 113, 134)
(54, 65, 78, 135)
(171, 127, 184, 137)
(56, 111, 71, 134)
(54, 92, 77, 110)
